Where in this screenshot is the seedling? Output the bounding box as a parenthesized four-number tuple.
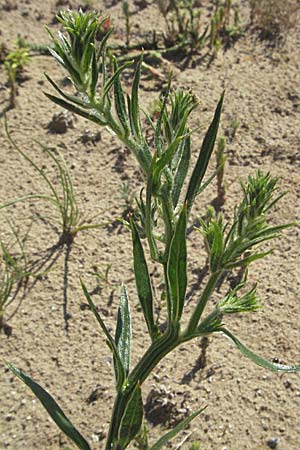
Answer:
(8, 10, 300, 450)
(0, 224, 31, 330)
(158, 0, 208, 52)
(4, 47, 30, 109)
(2, 123, 104, 245)
(249, 0, 298, 40)
(122, 1, 131, 48)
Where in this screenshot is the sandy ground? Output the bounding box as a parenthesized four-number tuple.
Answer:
(0, 1, 300, 450)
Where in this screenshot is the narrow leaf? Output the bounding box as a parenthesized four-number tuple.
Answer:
(115, 285, 131, 376)
(113, 57, 130, 137)
(118, 384, 144, 450)
(130, 54, 143, 141)
(8, 364, 91, 450)
(221, 328, 300, 372)
(44, 93, 107, 126)
(149, 407, 206, 450)
(172, 136, 191, 208)
(167, 205, 187, 322)
(131, 219, 158, 341)
(185, 93, 224, 214)
(80, 280, 125, 388)
(45, 73, 90, 108)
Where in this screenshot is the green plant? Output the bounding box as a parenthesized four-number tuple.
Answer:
(8, 10, 300, 450)
(0, 224, 31, 330)
(3, 47, 30, 109)
(122, 1, 131, 48)
(2, 123, 104, 245)
(158, 0, 208, 52)
(210, 0, 242, 55)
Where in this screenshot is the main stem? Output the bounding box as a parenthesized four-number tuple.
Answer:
(105, 320, 196, 450)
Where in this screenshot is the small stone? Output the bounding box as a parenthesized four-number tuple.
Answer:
(267, 437, 280, 449)
(80, 129, 101, 145)
(47, 111, 75, 134)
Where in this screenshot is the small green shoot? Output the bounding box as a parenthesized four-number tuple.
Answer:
(4, 47, 30, 109)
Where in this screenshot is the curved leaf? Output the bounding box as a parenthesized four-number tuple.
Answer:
(221, 328, 300, 372)
(80, 280, 125, 389)
(7, 364, 91, 450)
(149, 407, 206, 450)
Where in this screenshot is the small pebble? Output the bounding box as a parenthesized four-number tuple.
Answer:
(267, 437, 280, 449)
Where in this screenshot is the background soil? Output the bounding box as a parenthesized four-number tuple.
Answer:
(0, 1, 300, 450)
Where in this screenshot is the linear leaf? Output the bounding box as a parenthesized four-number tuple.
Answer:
(185, 92, 224, 213)
(172, 136, 191, 208)
(44, 93, 107, 125)
(130, 54, 143, 141)
(149, 407, 206, 450)
(102, 60, 133, 98)
(131, 219, 158, 341)
(167, 205, 187, 322)
(113, 57, 130, 137)
(8, 364, 91, 450)
(118, 384, 143, 450)
(115, 285, 131, 376)
(80, 280, 125, 389)
(155, 75, 172, 155)
(45, 74, 89, 108)
(221, 328, 300, 372)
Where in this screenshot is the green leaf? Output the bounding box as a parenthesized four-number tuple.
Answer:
(118, 384, 144, 449)
(130, 54, 143, 142)
(167, 205, 187, 322)
(185, 92, 224, 214)
(113, 57, 131, 138)
(172, 136, 191, 208)
(131, 219, 158, 341)
(7, 364, 91, 450)
(44, 93, 107, 126)
(153, 136, 183, 187)
(221, 328, 300, 372)
(80, 280, 125, 389)
(149, 407, 206, 450)
(45, 73, 90, 108)
(115, 285, 132, 376)
(154, 75, 172, 155)
(102, 60, 133, 99)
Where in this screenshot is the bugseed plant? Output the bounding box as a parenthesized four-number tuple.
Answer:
(8, 10, 300, 450)
(2, 123, 104, 245)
